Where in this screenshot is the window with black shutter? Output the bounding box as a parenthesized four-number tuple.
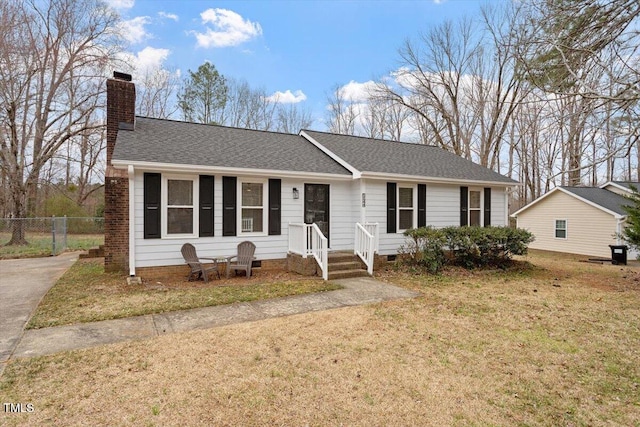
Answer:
(418, 184, 426, 228)
(143, 173, 161, 239)
(268, 179, 281, 235)
(222, 176, 237, 236)
(484, 187, 491, 227)
(387, 182, 397, 233)
(460, 186, 468, 226)
(199, 175, 214, 237)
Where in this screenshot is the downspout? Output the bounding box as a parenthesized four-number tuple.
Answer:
(616, 217, 624, 245)
(505, 187, 510, 226)
(359, 179, 366, 224)
(128, 165, 136, 276)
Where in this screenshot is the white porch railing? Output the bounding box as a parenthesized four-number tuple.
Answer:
(288, 223, 328, 280)
(355, 222, 376, 275)
(363, 222, 379, 253)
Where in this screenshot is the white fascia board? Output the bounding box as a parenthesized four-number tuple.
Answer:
(511, 187, 626, 219)
(599, 181, 634, 194)
(110, 160, 353, 181)
(299, 130, 362, 179)
(361, 171, 520, 188)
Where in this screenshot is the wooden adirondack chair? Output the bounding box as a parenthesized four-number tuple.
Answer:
(181, 243, 220, 282)
(226, 241, 256, 278)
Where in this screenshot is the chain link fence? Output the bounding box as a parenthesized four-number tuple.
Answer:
(0, 217, 104, 258)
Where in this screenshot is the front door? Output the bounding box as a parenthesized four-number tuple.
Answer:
(304, 184, 330, 246)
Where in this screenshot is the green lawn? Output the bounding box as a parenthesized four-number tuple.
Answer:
(0, 233, 103, 259)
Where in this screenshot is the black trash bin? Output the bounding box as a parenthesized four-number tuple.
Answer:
(609, 245, 628, 265)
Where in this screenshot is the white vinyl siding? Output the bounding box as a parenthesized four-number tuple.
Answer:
(133, 170, 511, 268)
(362, 180, 509, 255)
(516, 190, 619, 258)
(134, 172, 356, 268)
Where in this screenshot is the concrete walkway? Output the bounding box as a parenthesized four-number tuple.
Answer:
(0, 252, 79, 373)
(11, 276, 419, 360)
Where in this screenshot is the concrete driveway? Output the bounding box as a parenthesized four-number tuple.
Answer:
(0, 252, 78, 370)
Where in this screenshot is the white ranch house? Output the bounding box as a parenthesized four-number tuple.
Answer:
(104, 73, 517, 279)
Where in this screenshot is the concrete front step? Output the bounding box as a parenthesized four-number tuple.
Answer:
(327, 252, 357, 263)
(328, 269, 370, 280)
(328, 261, 363, 271)
(327, 252, 369, 279)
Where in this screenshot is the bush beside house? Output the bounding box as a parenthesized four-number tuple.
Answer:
(399, 226, 535, 273)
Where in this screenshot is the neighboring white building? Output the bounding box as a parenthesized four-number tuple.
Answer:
(512, 183, 636, 259)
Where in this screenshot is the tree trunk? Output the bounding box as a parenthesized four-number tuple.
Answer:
(7, 186, 28, 245)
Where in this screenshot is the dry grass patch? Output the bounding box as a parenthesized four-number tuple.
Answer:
(2, 250, 639, 426)
(26, 258, 341, 329)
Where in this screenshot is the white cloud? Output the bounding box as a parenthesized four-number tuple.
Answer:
(117, 46, 171, 76)
(265, 90, 307, 104)
(158, 11, 179, 22)
(338, 80, 378, 102)
(194, 8, 262, 48)
(119, 16, 151, 44)
(135, 46, 171, 73)
(105, 0, 134, 9)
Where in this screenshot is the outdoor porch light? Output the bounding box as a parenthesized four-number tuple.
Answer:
(293, 188, 299, 199)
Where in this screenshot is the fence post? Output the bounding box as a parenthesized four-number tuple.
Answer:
(62, 215, 67, 251)
(51, 215, 56, 256)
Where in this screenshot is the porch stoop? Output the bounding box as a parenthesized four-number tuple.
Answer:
(327, 251, 370, 280)
(79, 245, 105, 259)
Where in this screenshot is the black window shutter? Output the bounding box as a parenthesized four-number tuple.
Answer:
(199, 175, 214, 237)
(222, 176, 237, 236)
(484, 187, 491, 227)
(268, 178, 281, 235)
(418, 184, 427, 228)
(144, 173, 161, 239)
(387, 182, 397, 234)
(460, 186, 468, 226)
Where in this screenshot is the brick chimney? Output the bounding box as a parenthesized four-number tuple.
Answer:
(106, 71, 135, 166)
(104, 71, 135, 274)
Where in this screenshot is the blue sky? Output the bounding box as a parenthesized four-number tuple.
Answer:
(108, 0, 493, 128)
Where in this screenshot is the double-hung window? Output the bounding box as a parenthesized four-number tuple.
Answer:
(555, 219, 567, 239)
(240, 180, 266, 234)
(163, 176, 198, 237)
(469, 189, 482, 226)
(398, 186, 414, 231)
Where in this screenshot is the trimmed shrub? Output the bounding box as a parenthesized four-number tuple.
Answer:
(399, 226, 534, 272)
(400, 226, 447, 273)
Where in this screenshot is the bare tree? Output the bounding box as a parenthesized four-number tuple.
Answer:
(222, 78, 278, 131)
(0, 0, 121, 244)
(275, 103, 313, 134)
(325, 84, 358, 135)
(137, 67, 179, 119)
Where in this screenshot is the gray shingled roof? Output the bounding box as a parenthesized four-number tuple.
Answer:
(303, 130, 516, 184)
(561, 186, 631, 216)
(610, 181, 640, 191)
(112, 117, 351, 176)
